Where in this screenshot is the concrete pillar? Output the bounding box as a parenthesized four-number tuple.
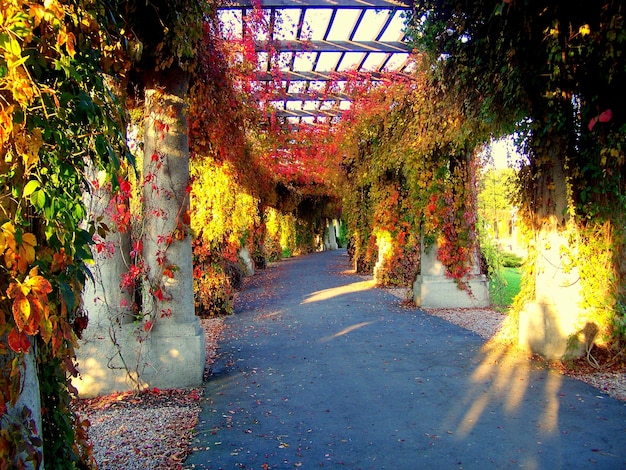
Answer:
(413, 238, 490, 308)
(239, 246, 254, 276)
(518, 229, 585, 359)
(373, 230, 393, 284)
(333, 219, 343, 247)
(75, 166, 136, 396)
(74, 72, 205, 397)
(3, 348, 44, 468)
(325, 219, 338, 250)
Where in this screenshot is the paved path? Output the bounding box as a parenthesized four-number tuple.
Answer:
(185, 250, 626, 469)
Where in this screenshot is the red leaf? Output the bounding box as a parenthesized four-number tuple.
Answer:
(118, 177, 132, 193)
(154, 287, 165, 301)
(589, 109, 613, 131)
(599, 109, 612, 123)
(8, 328, 30, 353)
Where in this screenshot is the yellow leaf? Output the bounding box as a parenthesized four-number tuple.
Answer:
(2, 225, 37, 274)
(22, 232, 36, 248)
(44, 0, 65, 22)
(579, 24, 591, 37)
(2, 222, 16, 252)
(20, 128, 43, 172)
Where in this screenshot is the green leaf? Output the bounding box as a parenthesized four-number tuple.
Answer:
(58, 280, 75, 312)
(23, 180, 40, 197)
(33, 189, 46, 210)
(95, 134, 107, 159)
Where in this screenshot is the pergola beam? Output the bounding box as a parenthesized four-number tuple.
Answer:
(255, 70, 388, 81)
(269, 108, 344, 118)
(220, 0, 413, 9)
(219, 0, 414, 126)
(255, 39, 410, 54)
(267, 92, 350, 101)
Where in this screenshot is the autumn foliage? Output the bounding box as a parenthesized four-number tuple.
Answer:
(3, 0, 625, 467)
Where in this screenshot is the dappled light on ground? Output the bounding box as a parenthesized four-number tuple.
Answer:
(301, 279, 375, 304)
(320, 321, 377, 343)
(445, 340, 562, 440)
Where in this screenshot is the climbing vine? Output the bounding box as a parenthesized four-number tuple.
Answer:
(336, 61, 487, 288)
(0, 0, 132, 466)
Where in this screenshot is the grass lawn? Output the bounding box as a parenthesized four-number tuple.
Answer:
(491, 266, 522, 308)
(502, 267, 522, 305)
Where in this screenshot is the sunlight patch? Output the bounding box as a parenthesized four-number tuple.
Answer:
(302, 280, 375, 304)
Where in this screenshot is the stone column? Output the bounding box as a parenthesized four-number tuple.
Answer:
(74, 70, 205, 397)
(3, 347, 44, 468)
(325, 218, 338, 250)
(139, 70, 205, 391)
(413, 237, 490, 308)
(518, 229, 585, 359)
(239, 246, 255, 276)
(75, 165, 136, 396)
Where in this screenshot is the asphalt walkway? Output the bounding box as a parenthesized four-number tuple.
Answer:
(185, 249, 626, 469)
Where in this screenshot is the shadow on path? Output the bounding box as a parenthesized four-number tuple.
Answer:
(185, 250, 626, 470)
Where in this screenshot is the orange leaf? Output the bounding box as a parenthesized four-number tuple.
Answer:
(12, 296, 30, 332)
(65, 32, 76, 58)
(6, 281, 25, 299)
(25, 274, 52, 296)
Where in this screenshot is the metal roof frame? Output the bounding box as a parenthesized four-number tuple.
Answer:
(218, 0, 414, 125)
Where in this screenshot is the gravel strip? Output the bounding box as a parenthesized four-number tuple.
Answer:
(422, 307, 505, 339)
(73, 318, 224, 470)
(87, 405, 197, 469)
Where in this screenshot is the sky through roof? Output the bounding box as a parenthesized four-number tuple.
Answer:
(218, 0, 415, 125)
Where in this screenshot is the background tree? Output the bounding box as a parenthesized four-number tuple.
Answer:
(477, 167, 516, 240)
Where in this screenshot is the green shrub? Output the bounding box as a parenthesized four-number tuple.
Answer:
(500, 251, 524, 268)
(337, 221, 349, 248)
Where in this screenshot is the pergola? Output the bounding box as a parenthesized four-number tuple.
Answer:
(219, 0, 415, 125)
